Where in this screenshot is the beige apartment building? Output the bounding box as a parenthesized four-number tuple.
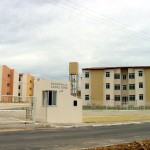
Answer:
(18, 73, 34, 97)
(81, 66, 150, 106)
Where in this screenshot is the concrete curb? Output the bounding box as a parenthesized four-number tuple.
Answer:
(0, 121, 150, 131)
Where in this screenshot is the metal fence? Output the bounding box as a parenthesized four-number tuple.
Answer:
(83, 101, 150, 110)
(0, 95, 36, 125)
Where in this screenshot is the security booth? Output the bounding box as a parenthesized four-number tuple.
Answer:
(34, 79, 82, 123)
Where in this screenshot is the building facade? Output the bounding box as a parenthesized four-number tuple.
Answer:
(0, 65, 19, 102)
(81, 66, 150, 106)
(0, 65, 34, 102)
(34, 79, 82, 123)
(18, 73, 34, 97)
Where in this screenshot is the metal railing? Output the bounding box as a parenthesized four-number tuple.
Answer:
(0, 95, 36, 124)
(83, 101, 150, 110)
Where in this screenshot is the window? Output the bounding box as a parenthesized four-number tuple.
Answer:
(114, 73, 120, 79)
(114, 84, 120, 90)
(106, 95, 110, 100)
(115, 95, 120, 101)
(106, 72, 110, 77)
(85, 95, 89, 100)
(106, 83, 110, 89)
(129, 84, 135, 90)
(129, 73, 135, 79)
(123, 85, 127, 90)
(85, 83, 89, 89)
(122, 96, 128, 101)
(30, 80, 32, 83)
(18, 85, 21, 89)
(139, 82, 143, 88)
(7, 83, 10, 87)
(43, 91, 57, 106)
(139, 71, 143, 77)
(19, 77, 21, 81)
(85, 72, 89, 78)
(139, 94, 143, 100)
(73, 100, 77, 106)
(8, 74, 10, 78)
(123, 75, 127, 80)
(18, 93, 20, 96)
(7, 92, 10, 95)
(129, 95, 135, 101)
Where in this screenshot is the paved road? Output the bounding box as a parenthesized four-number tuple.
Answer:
(0, 122, 150, 150)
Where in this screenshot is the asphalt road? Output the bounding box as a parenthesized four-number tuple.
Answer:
(0, 122, 150, 150)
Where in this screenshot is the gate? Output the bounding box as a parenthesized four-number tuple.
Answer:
(0, 95, 36, 125)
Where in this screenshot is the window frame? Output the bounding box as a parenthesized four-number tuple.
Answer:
(85, 72, 90, 78)
(123, 75, 127, 80)
(129, 73, 135, 79)
(123, 85, 127, 90)
(106, 83, 110, 89)
(106, 72, 110, 77)
(114, 73, 120, 79)
(129, 95, 135, 101)
(85, 83, 89, 89)
(114, 84, 120, 90)
(106, 94, 110, 100)
(73, 100, 77, 106)
(129, 84, 135, 90)
(139, 71, 143, 77)
(8, 74, 10, 78)
(115, 95, 120, 101)
(139, 94, 143, 100)
(139, 82, 143, 88)
(85, 95, 89, 100)
(7, 83, 10, 87)
(42, 90, 57, 106)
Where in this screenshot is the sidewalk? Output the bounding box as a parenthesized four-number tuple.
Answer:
(1, 121, 149, 132)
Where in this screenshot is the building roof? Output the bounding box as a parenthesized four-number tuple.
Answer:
(82, 66, 150, 70)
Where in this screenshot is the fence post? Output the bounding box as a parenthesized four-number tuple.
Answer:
(32, 97, 36, 124)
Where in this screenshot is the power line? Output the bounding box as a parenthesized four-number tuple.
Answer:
(65, 0, 149, 39)
(49, 0, 149, 40)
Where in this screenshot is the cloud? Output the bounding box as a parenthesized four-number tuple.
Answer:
(0, 0, 150, 80)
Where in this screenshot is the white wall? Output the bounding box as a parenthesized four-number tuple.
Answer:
(0, 66, 2, 93)
(13, 70, 19, 96)
(34, 80, 82, 123)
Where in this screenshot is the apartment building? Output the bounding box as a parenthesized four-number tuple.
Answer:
(81, 66, 150, 106)
(0, 65, 19, 102)
(18, 73, 34, 97)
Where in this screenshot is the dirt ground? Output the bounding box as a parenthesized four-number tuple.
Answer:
(86, 140, 150, 150)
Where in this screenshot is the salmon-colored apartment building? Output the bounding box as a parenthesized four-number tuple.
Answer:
(0, 65, 19, 96)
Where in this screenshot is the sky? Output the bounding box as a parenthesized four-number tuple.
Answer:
(0, 0, 150, 80)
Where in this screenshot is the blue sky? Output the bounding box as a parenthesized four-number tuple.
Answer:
(0, 0, 150, 80)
